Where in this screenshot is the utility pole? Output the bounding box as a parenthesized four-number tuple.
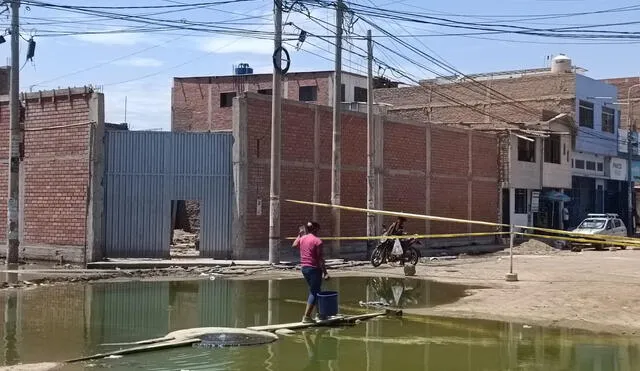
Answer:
(366, 30, 375, 258)
(7, 0, 20, 265)
(627, 84, 640, 236)
(628, 128, 634, 235)
(330, 0, 343, 258)
(268, 0, 283, 264)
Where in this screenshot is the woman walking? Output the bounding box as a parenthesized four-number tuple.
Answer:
(293, 221, 329, 323)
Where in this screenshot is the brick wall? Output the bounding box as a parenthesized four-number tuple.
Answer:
(375, 73, 577, 124)
(172, 72, 338, 133)
(235, 93, 499, 256)
(602, 77, 640, 129)
(0, 88, 100, 262)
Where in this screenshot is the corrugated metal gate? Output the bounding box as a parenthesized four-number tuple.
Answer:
(104, 131, 233, 258)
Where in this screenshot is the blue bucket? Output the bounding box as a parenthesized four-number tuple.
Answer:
(317, 291, 339, 318)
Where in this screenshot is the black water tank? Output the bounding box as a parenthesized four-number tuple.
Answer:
(235, 63, 253, 75)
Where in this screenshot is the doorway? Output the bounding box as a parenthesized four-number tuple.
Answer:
(171, 200, 200, 257)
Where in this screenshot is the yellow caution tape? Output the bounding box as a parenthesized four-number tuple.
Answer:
(285, 232, 509, 241)
(286, 199, 640, 245)
(515, 232, 640, 247)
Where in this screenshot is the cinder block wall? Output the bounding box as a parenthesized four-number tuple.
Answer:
(233, 93, 499, 259)
(0, 88, 104, 263)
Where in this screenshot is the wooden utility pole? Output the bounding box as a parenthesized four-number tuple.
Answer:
(366, 30, 375, 257)
(7, 0, 20, 265)
(331, 0, 343, 258)
(269, 0, 283, 264)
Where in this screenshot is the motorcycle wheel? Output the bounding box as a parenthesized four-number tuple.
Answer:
(405, 246, 420, 266)
(370, 246, 385, 267)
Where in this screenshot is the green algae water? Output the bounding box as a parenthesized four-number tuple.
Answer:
(0, 276, 637, 370)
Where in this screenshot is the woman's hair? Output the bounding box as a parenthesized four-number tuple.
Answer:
(306, 221, 320, 234)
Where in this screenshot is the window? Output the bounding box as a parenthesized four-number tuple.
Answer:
(354, 87, 368, 102)
(574, 159, 585, 169)
(517, 138, 536, 162)
(579, 100, 594, 128)
(299, 86, 318, 102)
(597, 162, 604, 172)
(602, 106, 615, 133)
(220, 92, 236, 107)
(514, 189, 528, 214)
(544, 134, 561, 164)
(614, 219, 622, 228)
(586, 161, 596, 171)
(258, 88, 272, 95)
(341, 84, 346, 102)
(606, 220, 613, 230)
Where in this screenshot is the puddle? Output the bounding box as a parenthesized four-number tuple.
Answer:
(0, 277, 637, 370)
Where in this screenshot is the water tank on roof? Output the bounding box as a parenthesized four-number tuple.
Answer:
(551, 54, 572, 73)
(234, 63, 253, 75)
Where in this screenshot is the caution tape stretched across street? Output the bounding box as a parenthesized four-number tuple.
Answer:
(286, 199, 640, 247)
(285, 232, 510, 241)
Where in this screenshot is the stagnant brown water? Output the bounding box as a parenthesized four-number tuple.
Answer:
(0, 276, 638, 370)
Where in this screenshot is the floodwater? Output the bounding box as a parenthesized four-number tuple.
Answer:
(0, 276, 638, 371)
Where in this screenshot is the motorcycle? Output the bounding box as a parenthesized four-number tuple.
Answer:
(370, 226, 421, 267)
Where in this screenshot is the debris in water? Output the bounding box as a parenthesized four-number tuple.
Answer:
(523, 325, 532, 329)
(275, 329, 295, 336)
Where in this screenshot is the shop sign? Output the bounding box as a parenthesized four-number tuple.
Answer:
(610, 158, 627, 181)
(531, 191, 540, 213)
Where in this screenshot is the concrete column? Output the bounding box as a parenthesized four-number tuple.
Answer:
(374, 115, 384, 234)
(425, 123, 432, 238)
(85, 92, 105, 264)
(232, 95, 248, 259)
(467, 131, 473, 235)
(313, 106, 320, 221)
(207, 84, 213, 131)
(18, 160, 23, 244)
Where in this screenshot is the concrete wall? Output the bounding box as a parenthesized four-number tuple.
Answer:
(327, 73, 369, 104)
(544, 122, 573, 189)
(510, 135, 541, 189)
(232, 93, 500, 258)
(575, 74, 619, 156)
(0, 87, 104, 263)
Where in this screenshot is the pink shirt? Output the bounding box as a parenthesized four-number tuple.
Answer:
(295, 234, 323, 268)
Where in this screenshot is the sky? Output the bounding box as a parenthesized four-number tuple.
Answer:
(1, 0, 640, 130)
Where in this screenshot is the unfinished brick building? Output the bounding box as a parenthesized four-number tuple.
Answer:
(0, 87, 104, 263)
(171, 69, 371, 132)
(601, 77, 640, 129)
(232, 92, 499, 258)
(374, 61, 628, 231)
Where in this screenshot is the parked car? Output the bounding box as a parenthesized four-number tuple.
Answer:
(569, 213, 627, 252)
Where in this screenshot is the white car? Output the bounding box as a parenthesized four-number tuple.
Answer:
(570, 213, 627, 251)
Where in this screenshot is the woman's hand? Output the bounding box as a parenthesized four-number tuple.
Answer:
(323, 272, 330, 280)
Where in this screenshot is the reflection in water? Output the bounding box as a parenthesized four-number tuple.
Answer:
(3, 291, 17, 365)
(366, 277, 423, 308)
(0, 277, 635, 370)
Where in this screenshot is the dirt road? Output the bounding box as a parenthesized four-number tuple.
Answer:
(326, 248, 640, 335)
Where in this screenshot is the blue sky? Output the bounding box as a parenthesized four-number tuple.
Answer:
(1, 0, 640, 130)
